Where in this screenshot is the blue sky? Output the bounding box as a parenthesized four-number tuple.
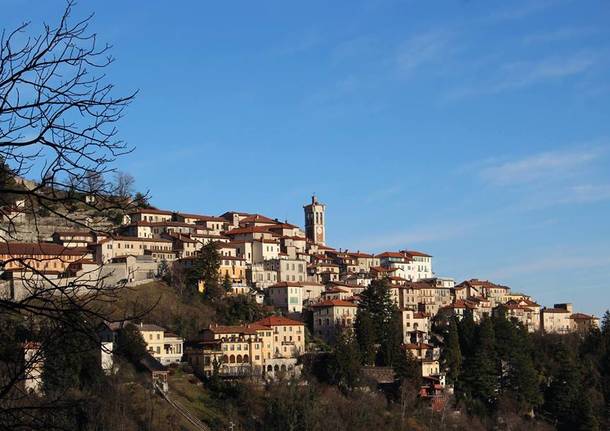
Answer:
(5, 0, 610, 316)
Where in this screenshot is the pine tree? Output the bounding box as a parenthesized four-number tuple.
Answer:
(441, 317, 462, 384)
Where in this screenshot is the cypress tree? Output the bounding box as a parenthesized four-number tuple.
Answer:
(441, 317, 462, 384)
(461, 318, 499, 409)
(355, 310, 376, 365)
(189, 241, 223, 299)
(330, 330, 362, 391)
(355, 279, 397, 366)
(378, 307, 404, 367)
(458, 309, 476, 358)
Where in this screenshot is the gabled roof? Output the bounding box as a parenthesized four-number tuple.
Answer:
(376, 251, 407, 259)
(349, 251, 374, 258)
(570, 313, 598, 320)
(543, 308, 571, 314)
(370, 266, 398, 273)
(129, 207, 173, 215)
(239, 214, 278, 225)
(136, 323, 166, 332)
(177, 212, 226, 222)
(224, 226, 275, 236)
(253, 316, 304, 327)
(401, 250, 432, 258)
(457, 278, 510, 291)
(0, 242, 89, 256)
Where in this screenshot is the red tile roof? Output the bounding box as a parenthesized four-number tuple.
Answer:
(401, 250, 432, 258)
(224, 226, 276, 235)
(570, 313, 598, 320)
(239, 214, 278, 225)
(253, 316, 304, 327)
(0, 242, 89, 256)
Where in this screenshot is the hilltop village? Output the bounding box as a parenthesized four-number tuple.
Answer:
(0, 195, 600, 403)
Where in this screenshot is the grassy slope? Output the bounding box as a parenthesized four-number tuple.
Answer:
(107, 280, 217, 340)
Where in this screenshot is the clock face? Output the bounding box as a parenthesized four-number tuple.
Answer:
(316, 226, 323, 234)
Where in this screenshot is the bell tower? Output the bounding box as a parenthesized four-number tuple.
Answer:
(304, 195, 326, 245)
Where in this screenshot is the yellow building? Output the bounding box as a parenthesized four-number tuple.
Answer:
(0, 242, 89, 275)
(187, 316, 305, 379)
(137, 323, 184, 365)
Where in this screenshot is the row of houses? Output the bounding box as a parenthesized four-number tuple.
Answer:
(2, 195, 600, 402)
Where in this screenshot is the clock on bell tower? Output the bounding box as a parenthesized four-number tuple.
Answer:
(304, 195, 326, 245)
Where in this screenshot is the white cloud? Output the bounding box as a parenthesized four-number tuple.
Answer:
(445, 52, 597, 101)
(488, 254, 610, 279)
(479, 147, 604, 186)
(396, 30, 452, 74)
(483, 0, 559, 23)
(559, 184, 610, 203)
(522, 27, 597, 45)
(276, 28, 322, 56)
(353, 221, 475, 251)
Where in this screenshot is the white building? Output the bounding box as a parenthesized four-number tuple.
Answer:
(267, 282, 304, 313)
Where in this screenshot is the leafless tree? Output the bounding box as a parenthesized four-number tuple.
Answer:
(0, 2, 150, 428)
(114, 171, 135, 201)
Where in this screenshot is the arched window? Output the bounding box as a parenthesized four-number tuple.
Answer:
(229, 355, 235, 364)
(243, 354, 249, 363)
(280, 364, 287, 372)
(222, 355, 228, 363)
(267, 365, 273, 372)
(236, 355, 242, 363)
(274, 365, 280, 372)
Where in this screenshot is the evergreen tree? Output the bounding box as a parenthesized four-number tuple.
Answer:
(378, 307, 404, 367)
(0, 155, 21, 206)
(189, 241, 223, 300)
(544, 343, 584, 430)
(355, 310, 376, 365)
(507, 349, 542, 413)
(329, 330, 362, 391)
(223, 273, 232, 292)
(42, 320, 104, 396)
(156, 259, 171, 283)
(394, 348, 420, 384)
(441, 317, 462, 384)
(132, 191, 150, 208)
(458, 309, 476, 358)
(116, 324, 148, 364)
(460, 318, 499, 409)
(355, 279, 397, 366)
